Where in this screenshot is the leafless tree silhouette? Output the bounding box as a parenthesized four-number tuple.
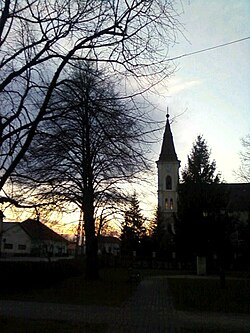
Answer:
(238, 134, 250, 182)
(13, 62, 155, 278)
(0, 0, 180, 205)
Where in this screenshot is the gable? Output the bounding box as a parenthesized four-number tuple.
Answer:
(2, 222, 17, 232)
(20, 219, 68, 243)
(2, 222, 31, 243)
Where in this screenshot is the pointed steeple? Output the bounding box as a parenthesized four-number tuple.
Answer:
(158, 112, 178, 162)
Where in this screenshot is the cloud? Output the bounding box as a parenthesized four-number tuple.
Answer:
(168, 78, 202, 95)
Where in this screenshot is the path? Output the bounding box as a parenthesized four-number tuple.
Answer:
(107, 276, 176, 332)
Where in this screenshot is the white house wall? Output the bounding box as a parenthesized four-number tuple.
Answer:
(30, 240, 68, 256)
(1, 224, 31, 255)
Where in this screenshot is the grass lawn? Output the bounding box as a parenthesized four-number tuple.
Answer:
(1, 267, 136, 307)
(167, 276, 250, 314)
(0, 267, 133, 333)
(0, 317, 107, 333)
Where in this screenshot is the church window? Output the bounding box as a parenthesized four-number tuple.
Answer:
(166, 175, 172, 190)
(170, 198, 173, 210)
(165, 198, 168, 209)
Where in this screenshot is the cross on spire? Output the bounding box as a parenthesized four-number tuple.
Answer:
(167, 106, 169, 119)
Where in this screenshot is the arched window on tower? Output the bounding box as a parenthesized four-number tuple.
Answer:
(170, 198, 173, 210)
(166, 175, 172, 190)
(165, 198, 168, 209)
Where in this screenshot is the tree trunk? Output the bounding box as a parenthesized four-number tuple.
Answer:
(85, 224, 99, 280)
(85, 233, 99, 280)
(83, 192, 99, 280)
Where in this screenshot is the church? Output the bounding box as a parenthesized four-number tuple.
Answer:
(157, 111, 250, 266)
(156, 112, 180, 232)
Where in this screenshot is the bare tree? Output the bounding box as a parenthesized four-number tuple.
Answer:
(13, 62, 153, 278)
(238, 134, 250, 182)
(0, 0, 180, 205)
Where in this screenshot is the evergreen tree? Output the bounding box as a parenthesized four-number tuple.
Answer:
(182, 135, 220, 184)
(177, 135, 224, 258)
(151, 208, 174, 260)
(180, 135, 221, 214)
(121, 193, 146, 256)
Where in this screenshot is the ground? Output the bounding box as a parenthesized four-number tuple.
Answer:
(1, 269, 250, 332)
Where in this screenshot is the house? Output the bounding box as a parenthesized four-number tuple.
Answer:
(0, 217, 68, 257)
(98, 236, 121, 256)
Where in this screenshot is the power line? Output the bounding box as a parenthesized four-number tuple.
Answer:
(167, 36, 250, 61)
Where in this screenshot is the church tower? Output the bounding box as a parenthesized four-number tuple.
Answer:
(156, 112, 180, 230)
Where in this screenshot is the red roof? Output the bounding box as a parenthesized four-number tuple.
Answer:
(20, 219, 68, 243)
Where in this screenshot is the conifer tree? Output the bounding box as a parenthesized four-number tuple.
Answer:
(182, 135, 220, 184)
(180, 135, 221, 214)
(151, 208, 174, 260)
(177, 135, 223, 258)
(121, 193, 146, 256)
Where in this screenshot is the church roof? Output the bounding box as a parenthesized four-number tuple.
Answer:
(220, 183, 250, 212)
(178, 182, 250, 212)
(158, 114, 178, 162)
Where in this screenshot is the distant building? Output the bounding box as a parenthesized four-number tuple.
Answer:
(98, 236, 121, 256)
(220, 183, 250, 222)
(220, 183, 250, 257)
(0, 218, 68, 257)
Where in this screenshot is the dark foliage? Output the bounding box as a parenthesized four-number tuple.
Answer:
(121, 193, 146, 256)
(177, 135, 226, 259)
(0, 260, 83, 294)
(150, 208, 176, 260)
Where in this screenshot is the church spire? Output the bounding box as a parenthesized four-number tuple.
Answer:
(156, 108, 180, 233)
(158, 110, 178, 162)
